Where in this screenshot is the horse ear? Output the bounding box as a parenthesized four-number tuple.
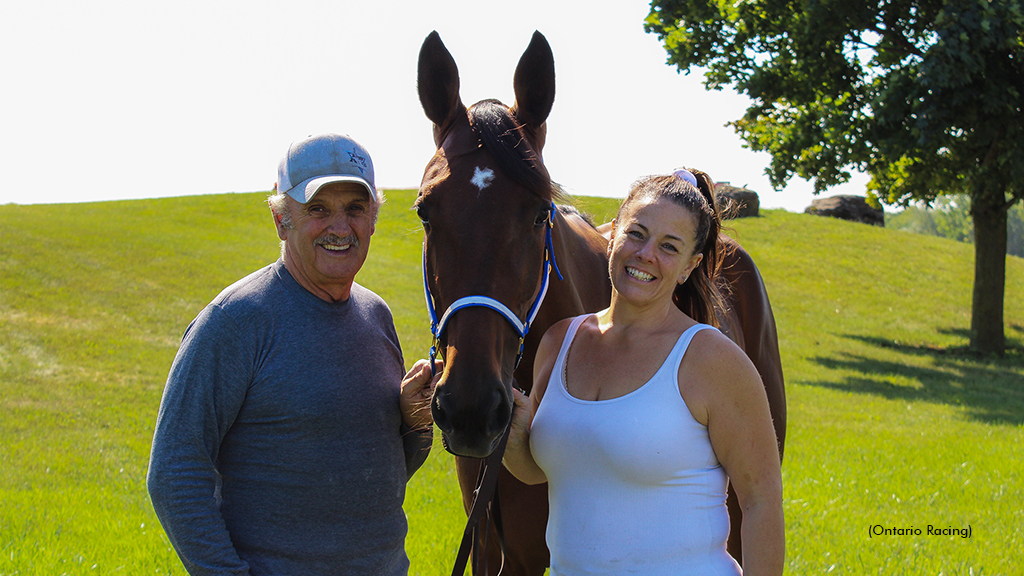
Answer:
(418, 31, 465, 138)
(512, 31, 555, 131)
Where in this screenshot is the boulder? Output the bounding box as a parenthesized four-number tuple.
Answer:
(715, 183, 760, 218)
(805, 195, 884, 226)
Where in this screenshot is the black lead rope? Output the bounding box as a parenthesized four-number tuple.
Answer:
(451, 420, 512, 576)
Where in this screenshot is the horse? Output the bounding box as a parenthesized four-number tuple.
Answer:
(416, 30, 786, 575)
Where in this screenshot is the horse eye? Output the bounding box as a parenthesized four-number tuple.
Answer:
(413, 206, 433, 234)
(534, 209, 550, 227)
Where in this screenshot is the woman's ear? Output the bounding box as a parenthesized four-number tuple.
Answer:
(678, 252, 704, 285)
(605, 218, 617, 256)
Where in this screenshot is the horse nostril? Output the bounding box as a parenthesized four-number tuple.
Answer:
(431, 393, 451, 433)
(487, 386, 513, 437)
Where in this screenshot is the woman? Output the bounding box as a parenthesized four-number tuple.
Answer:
(503, 170, 784, 575)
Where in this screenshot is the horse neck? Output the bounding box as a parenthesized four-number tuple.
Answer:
(508, 207, 611, 394)
(534, 208, 611, 339)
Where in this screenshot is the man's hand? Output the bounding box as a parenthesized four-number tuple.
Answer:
(400, 359, 441, 431)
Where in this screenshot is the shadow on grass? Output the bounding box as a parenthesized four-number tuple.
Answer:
(804, 330, 1024, 426)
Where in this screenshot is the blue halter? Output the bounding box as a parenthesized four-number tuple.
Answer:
(423, 202, 563, 376)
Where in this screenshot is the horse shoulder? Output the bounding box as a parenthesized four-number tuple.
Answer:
(719, 235, 776, 354)
(718, 233, 786, 458)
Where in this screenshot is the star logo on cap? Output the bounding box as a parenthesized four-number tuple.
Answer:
(348, 150, 368, 174)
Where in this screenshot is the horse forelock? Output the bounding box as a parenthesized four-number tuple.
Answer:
(467, 99, 562, 203)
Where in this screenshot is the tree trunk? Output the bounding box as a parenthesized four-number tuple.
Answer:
(970, 186, 1008, 356)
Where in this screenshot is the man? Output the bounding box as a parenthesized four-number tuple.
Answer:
(148, 133, 437, 575)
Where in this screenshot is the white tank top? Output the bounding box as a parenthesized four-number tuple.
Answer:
(531, 314, 741, 576)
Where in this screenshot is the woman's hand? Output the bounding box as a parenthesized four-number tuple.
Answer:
(502, 386, 547, 485)
(508, 386, 532, 448)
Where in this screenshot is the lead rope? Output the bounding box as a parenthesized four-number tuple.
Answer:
(451, 418, 512, 576)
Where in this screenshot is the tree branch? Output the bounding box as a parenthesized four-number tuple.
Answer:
(1003, 190, 1023, 211)
(873, 9, 925, 59)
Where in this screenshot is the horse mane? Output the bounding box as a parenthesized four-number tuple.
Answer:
(557, 204, 598, 228)
(467, 99, 565, 203)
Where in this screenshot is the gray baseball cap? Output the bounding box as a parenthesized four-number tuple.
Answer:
(276, 133, 376, 203)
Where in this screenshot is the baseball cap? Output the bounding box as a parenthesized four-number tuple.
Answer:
(277, 133, 377, 203)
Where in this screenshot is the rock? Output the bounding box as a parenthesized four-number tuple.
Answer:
(805, 195, 884, 226)
(715, 183, 760, 218)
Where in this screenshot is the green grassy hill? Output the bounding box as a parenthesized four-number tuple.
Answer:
(1, 190, 1021, 574)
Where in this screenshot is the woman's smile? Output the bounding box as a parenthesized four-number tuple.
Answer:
(625, 266, 656, 282)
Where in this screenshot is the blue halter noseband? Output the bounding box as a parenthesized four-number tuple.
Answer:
(423, 202, 563, 376)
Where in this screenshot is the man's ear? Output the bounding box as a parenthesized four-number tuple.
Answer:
(272, 208, 288, 241)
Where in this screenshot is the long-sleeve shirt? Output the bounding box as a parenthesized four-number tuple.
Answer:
(148, 261, 431, 575)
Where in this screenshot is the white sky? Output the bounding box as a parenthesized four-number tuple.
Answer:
(1, 0, 868, 211)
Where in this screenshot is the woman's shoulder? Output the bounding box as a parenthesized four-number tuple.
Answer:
(539, 313, 592, 349)
(681, 325, 762, 405)
(688, 324, 748, 364)
(533, 314, 592, 402)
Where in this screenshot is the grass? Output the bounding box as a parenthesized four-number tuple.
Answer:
(1, 190, 1022, 575)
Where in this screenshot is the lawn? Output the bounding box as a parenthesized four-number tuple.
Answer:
(1, 189, 1021, 574)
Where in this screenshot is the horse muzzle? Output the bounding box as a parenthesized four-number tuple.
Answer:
(431, 376, 512, 458)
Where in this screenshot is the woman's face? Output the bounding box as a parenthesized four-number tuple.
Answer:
(608, 195, 704, 306)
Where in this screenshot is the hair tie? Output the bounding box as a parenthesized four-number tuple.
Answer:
(673, 169, 698, 188)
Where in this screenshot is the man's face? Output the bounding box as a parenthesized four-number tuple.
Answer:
(276, 182, 376, 302)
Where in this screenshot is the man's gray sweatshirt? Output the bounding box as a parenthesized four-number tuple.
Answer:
(148, 261, 431, 575)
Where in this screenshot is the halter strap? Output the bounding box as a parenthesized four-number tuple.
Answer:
(423, 202, 563, 375)
(436, 296, 528, 339)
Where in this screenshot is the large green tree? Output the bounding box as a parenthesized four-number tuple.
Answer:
(646, 0, 1023, 355)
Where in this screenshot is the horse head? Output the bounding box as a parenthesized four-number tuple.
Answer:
(416, 30, 558, 458)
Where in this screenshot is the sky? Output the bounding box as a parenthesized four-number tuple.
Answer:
(1, 0, 869, 212)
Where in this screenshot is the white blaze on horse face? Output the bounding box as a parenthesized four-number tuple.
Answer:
(471, 166, 495, 191)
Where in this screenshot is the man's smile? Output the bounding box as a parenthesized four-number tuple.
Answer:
(316, 235, 358, 252)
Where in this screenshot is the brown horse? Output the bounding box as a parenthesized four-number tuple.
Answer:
(417, 30, 785, 575)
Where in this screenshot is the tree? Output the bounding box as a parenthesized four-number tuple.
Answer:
(888, 196, 1024, 257)
(646, 0, 1024, 355)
